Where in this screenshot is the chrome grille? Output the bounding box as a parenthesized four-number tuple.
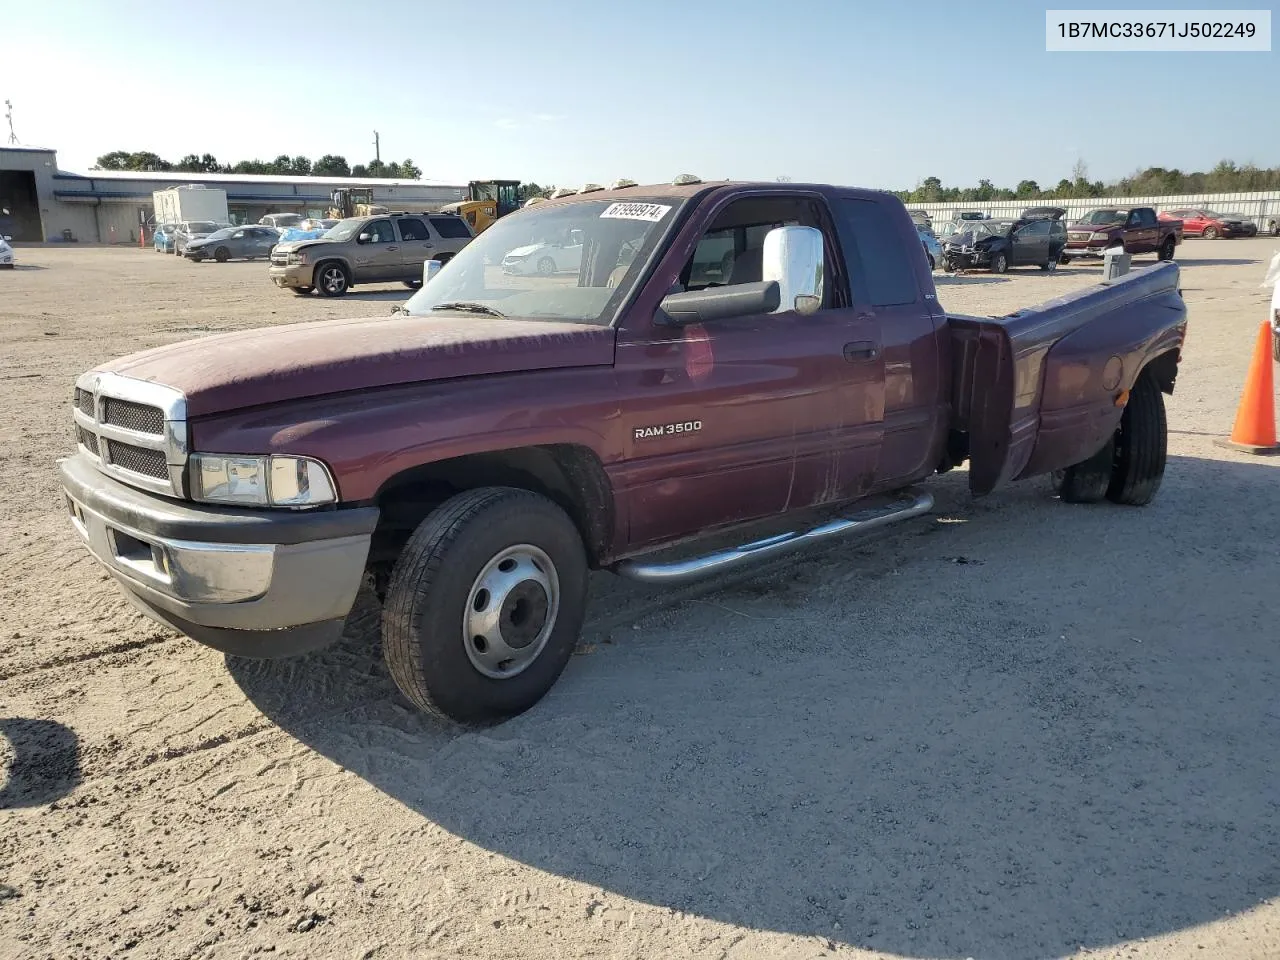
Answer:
(270, 252, 290, 265)
(103, 397, 163, 435)
(74, 388, 95, 417)
(76, 424, 99, 456)
(72, 372, 188, 497)
(1068, 232, 1090, 241)
(104, 440, 168, 479)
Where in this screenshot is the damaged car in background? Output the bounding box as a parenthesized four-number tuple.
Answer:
(941, 207, 1067, 273)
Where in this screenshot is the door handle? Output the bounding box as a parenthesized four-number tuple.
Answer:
(843, 341, 879, 363)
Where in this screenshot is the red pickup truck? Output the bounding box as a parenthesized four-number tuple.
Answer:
(1063, 206, 1182, 263)
(61, 179, 1188, 723)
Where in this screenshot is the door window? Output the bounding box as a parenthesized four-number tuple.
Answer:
(363, 219, 395, 243)
(832, 199, 918, 306)
(681, 194, 841, 309)
(396, 217, 429, 241)
(430, 216, 473, 239)
(1136, 209, 1157, 227)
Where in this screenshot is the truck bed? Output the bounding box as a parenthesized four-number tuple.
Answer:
(947, 261, 1187, 494)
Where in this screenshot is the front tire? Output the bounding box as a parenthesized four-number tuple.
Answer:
(382, 487, 589, 724)
(1202, 225, 1220, 240)
(990, 252, 1008, 274)
(403, 279, 422, 290)
(214, 246, 230, 263)
(291, 286, 313, 296)
(315, 261, 350, 297)
(536, 256, 556, 276)
(1106, 369, 1167, 506)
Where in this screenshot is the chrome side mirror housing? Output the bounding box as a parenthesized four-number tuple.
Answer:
(762, 225, 823, 315)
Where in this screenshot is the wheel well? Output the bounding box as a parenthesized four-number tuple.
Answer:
(1143, 349, 1180, 395)
(313, 258, 349, 278)
(369, 445, 614, 577)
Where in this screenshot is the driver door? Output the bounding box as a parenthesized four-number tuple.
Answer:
(351, 218, 401, 281)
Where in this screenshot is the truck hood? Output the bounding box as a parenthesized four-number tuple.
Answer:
(272, 237, 339, 255)
(95, 314, 618, 417)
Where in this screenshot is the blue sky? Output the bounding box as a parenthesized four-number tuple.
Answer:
(4, 0, 1275, 190)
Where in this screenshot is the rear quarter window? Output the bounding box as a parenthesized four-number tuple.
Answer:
(430, 216, 473, 239)
(833, 199, 919, 307)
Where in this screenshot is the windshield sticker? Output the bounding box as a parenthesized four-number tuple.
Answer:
(601, 202, 672, 223)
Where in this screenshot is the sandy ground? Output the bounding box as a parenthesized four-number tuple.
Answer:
(1, 241, 1278, 960)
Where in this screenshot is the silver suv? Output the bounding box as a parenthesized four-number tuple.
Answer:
(268, 212, 474, 297)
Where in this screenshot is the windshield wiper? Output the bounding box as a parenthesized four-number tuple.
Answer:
(431, 301, 507, 318)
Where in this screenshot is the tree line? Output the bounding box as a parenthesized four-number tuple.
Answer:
(896, 159, 1280, 204)
(93, 151, 422, 180)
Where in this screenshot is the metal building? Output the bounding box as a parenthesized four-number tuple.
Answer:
(0, 146, 468, 243)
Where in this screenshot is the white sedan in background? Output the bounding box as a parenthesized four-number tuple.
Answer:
(0, 233, 15, 268)
(501, 231, 583, 276)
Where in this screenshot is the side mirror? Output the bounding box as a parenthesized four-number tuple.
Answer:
(357, 233, 371, 243)
(762, 224, 823, 315)
(423, 259, 442, 285)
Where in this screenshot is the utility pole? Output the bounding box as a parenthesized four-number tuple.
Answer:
(4, 100, 17, 146)
(373, 131, 380, 164)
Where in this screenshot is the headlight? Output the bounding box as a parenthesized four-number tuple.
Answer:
(286, 252, 306, 265)
(1089, 232, 1108, 241)
(190, 454, 336, 507)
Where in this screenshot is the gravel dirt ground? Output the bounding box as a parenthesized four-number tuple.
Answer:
(1, 241, 1278, 960)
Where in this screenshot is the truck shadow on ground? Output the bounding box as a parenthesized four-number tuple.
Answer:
(0, 718, 81, 809)
(229, 453, 1280, 960)
(930, 274, 1009, 286)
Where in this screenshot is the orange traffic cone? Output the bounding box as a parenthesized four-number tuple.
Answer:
(1217, 320, 1278, 455)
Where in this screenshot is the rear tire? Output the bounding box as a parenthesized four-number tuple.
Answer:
(1157, 236, 1176, 261)
(1052, 438, 1114, 503)
(1041, 257, 1058, 272)
(382, 487, 589, 725)
(1106, 369, 1167, 505)
(403, 279, 422, 290)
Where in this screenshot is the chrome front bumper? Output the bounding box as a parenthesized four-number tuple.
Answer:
(60, 453, 379, 657)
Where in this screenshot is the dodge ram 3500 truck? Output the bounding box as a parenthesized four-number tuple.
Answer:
(60, 178, 1188, 723)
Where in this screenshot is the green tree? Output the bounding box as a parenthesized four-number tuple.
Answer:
(312, 154, 350, 177)
(1015, 179, 1040, 199)
(94, 150, 132, 170)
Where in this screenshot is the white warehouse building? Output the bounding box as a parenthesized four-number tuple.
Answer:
(0, 145, 468, 244)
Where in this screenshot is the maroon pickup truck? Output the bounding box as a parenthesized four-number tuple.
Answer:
(1063, 206, 1182, 263)
(60, 179, 1188, 723)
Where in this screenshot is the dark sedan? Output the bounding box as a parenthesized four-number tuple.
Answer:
(184, 226, 281, 262)
(941, 207, 1067, 274)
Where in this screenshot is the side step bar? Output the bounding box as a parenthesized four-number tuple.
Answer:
(612, 488, 935, 585)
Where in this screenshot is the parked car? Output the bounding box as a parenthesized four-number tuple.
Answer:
(1063, 207, 1181, 262)
(60, 179, 1188, 724)
(174, 220, 231, 254)
(184, 225, 281, 262)
(268, 212, 474, 296)
(1159, 208, 1257, 239)
(153, 222, 179, 253)
(0, 232, 14, 268)
(941, 207, 1067, 273)
(501, 227, 584, 275)
(259, 213, 305, 231)
(916, 222, 941, 270)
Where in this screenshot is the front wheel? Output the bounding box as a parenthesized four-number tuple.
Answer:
(403, 279, 422, 290)
(214, 247, 230, 263)
(315, 262, 350, 297)
(382, 487, 589, 724)
(990, 252, 1008, 274)
(536, 256, 557, 276)
(291, 286, 313, 296)
(1106, 369, 1167, 505)
(1202, 225, 1220, 240)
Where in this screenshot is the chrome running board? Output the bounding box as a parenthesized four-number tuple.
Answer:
(612, 488, 934, 585)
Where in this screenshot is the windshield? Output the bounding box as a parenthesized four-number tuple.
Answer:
(963, 220, 1012, 239)
(323, 218, 365, 241)
(1079, 209, 1128, 226)
(403, 197, 682, 325)
(185, 221, 220, 233)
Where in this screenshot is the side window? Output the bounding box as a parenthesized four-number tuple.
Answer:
(429, 216, 473, 239)
(364, 219, 395, 243)
(833, 199, 919, 307)
(681, 195, 835, 306)
(232, 230, 245, 239)
(1140, 209, 1157, 227)
(396, 217, 429, 241)
(1030, 221, 1050, 238)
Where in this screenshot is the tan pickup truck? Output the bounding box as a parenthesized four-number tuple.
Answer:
(268, 212, 474, 296)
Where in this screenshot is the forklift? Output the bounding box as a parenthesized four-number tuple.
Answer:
(327, 187, 389, 219)
(437, 179, 522, 234)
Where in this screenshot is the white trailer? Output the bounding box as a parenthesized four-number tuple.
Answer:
(152, 185, 229, 228)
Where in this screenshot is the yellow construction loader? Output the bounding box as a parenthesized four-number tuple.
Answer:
(437, 180, 522, 234)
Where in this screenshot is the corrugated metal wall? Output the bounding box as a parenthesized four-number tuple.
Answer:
(916, 191, 1280, 229)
